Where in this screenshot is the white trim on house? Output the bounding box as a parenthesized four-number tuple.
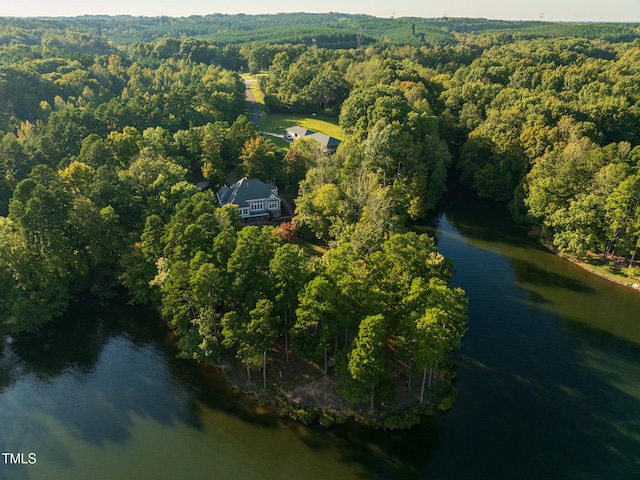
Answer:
(216, 177, 282, 222)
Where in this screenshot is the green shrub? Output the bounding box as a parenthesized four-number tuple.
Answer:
(280, 405, 318, 424)
(625, 266, 640, 278)
(379, 413, 421, 430)
(437, 387, 457, 411)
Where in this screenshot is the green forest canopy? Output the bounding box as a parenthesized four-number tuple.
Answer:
(1, 12, 640, 422)
(1, 14, 638, 48)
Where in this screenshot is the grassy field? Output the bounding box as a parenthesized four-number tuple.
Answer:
(241, 73, 266, 106)
(259, 113, 343, 140)
(262, 133, 289, 149)
(292, 237, 327, 257)
(240, 74, 344, 145)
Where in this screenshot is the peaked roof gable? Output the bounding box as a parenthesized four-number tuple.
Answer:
(307, 132, 341, 147)
(217, 177, 279, 209)
(287, 126, 315, 137)
(286, 125, 341, 149)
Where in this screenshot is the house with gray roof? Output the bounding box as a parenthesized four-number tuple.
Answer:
(286, 126, 315, 139)
(285, 126, 341, 154)
(216, 177, 281, 223)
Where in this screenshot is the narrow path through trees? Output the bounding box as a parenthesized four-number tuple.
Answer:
(244, 79, 261, 127)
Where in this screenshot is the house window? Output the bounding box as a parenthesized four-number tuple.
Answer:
(250, 201, 263, 211)
(240, 208, 249, 216)
(267, 202, 278, 210)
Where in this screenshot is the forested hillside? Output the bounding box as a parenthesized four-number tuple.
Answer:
(0, 13, 639, 425)
(437, 37, 640, 269)
(1, 14, 638, 48)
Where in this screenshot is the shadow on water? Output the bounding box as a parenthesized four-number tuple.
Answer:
(0, 337, 17, 394)
(516, 324, 640, 480)
(0, 293, 287, 475)
(265, 413, 442, 480)
(418, 184, 597, 301)
(436, 185, 539, 251)
(404, 184, 640, 479)
(509, 257, 596, 295)
(1, 292, 435, 480)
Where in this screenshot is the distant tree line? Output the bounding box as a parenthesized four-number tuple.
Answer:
(2, 14, 636, 50)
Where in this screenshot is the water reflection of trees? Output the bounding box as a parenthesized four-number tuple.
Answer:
(437, 184, 534, 249)
(0, 336, 18, 393)
(414, 185, 640, 478)
(9, 308, 105, 380)
(3, 292, 170, 383)
(1, 293, 278, 447)
(1, 301, 106, 397)
(434, 185, 598, 298)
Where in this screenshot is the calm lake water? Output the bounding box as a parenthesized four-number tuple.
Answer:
(1, 188, 639, 480)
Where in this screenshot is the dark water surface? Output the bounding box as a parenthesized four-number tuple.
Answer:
(1, 188, 639, 480)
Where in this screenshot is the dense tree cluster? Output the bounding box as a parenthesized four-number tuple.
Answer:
(143, 197, 466, 407)
(438, 38, 640, 200)
(0, 33, 256, 332)
(523, 135, 640, 265)
(250, 23, 640, 269)
(428, 37, 640, 265)
(5, 12, 640, 420)
(0, 24, 467, 418)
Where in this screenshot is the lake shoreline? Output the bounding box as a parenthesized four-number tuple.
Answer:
(536, 236, 640, 291)
(217, 339, 457, 430)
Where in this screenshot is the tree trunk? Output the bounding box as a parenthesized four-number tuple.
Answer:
(407, 358, 412, 390)
(322, 313, 328, 375)
(428, 364, 433, 388)
(630, 244, 638, 267)
(604, 239, 614, 259)
(608, 230, 622, 259)
(284, 310, 289, 363)
(420, 367, 427, 404)
(246, 359, 251, 382)
(344, 326, 348, 349)
(263, 349, 267, 390)
(323, 346, 328, 375)
(370, 385, 375, 410)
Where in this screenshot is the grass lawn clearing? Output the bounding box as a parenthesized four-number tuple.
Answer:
(292, 237, 327, 257)
(263, 134, 289, 149)
(259, 113, 343, 140)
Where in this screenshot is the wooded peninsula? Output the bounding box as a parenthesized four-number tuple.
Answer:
(0, 13, 639, 428)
